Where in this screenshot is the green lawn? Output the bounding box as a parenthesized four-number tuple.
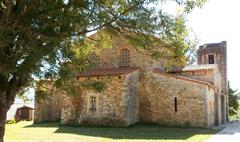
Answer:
(5, 121, 216, 142)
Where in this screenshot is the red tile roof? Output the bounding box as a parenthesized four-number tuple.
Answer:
(170, 64, 218, 73)
(153, 68, 216, 89)
(77, 67, 140, 77)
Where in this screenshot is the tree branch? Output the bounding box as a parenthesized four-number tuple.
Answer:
(73, 2, 141, 36)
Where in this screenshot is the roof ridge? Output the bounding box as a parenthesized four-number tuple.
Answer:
(199, 42, 223, 48)
(170, 64, 218, 73)
(152, 69, 216, 89)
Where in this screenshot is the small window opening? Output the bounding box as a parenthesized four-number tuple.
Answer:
(208, 54, 214, 64)
(174, 97, 178, 112)
(90, 96, 97, 112)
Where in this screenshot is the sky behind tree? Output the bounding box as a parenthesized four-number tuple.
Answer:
(17, 0, 240, 105)
(187, 0, 240, 90)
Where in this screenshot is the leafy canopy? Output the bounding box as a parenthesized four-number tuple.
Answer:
(0, 0, 206, 98)
(228, 82, 240, 116)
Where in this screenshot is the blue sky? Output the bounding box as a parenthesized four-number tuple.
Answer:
(187, 0, 240, 90)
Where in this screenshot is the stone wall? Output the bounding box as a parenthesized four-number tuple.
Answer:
(214, 94, 221, 126)
(176, 70, 214, 83)
(34, 86, 64, 123)
(138, 71, 215, 128)
(61, 71, 139, 126)
(174, 69, 221, 94)
(34, 36, 226, 127)
(60, 94, 77, 124)
(124, 71, 139, 125)
(206, 88, 215, 127)
(221, 95, 227, 123)
(197, 41, 227, 95)
(197, 41, 228, 122)
(97, 34, 164, 70)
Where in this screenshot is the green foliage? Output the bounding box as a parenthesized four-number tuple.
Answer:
(82, 79, 107, 93)
(35, 90, 50, 100)
(0, 0, 207, 140)
(34, 80, 54, 100)
(0, 0, 206, 100)
(186, 35, 199, 65)
(228, 82, 240, 116)
(184, 0, 207, 13)
(16, 87, 33, 102)
(6, 119, 16, 124)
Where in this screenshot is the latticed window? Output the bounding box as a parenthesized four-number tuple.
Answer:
(119, 49, 130, 68)
(90, 96, 97, 112)
(89, 53, 100, 68)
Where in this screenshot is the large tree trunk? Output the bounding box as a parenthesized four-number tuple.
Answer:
(0, 89, 17, 142)
(0, 108, 7, 142)
(0, 73, 29, 142)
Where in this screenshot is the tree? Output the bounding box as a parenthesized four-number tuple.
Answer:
(0, 0, 206, 141)
(228, 82, 240, 116)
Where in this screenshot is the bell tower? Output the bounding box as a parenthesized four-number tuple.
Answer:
(197, 41, 228, 124)
(197, 41, 227, 94)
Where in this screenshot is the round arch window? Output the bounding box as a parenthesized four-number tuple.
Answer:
(119, 49, 130, 68)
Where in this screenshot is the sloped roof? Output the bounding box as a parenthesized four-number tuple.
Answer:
(17, 105, 34, 110)
(170, 64, 218, 73)
(7, 104, 34, 120)
(77, 67, 140, 77)
(198, 41, 226, 50)
(153, 68, 216, 89)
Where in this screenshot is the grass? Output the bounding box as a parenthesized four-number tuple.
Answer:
(5, 121, 217, 142)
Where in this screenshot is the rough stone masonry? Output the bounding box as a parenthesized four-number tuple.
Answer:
(34, 32, 228, 128)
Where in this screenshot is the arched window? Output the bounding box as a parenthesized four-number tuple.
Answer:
(119, 49, 130, 68)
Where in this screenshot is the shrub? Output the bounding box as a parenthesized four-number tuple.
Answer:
(6, 119, 16, 124)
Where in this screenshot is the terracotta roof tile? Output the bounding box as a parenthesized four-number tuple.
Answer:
(170, 64, 218, 73)
(153, 68, 216, 89)
(77, 67, 140, 77)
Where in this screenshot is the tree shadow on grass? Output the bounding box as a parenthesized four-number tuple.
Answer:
(25, 123, 216, 140)
(24, 122, 60, 128)
(53, 124, 216, 140)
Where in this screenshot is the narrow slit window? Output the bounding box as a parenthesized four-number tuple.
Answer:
(208, 54, 214, 64)
(174, 97, 178, 112)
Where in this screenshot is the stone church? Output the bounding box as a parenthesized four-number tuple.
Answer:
(34, 33, 228, 128)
